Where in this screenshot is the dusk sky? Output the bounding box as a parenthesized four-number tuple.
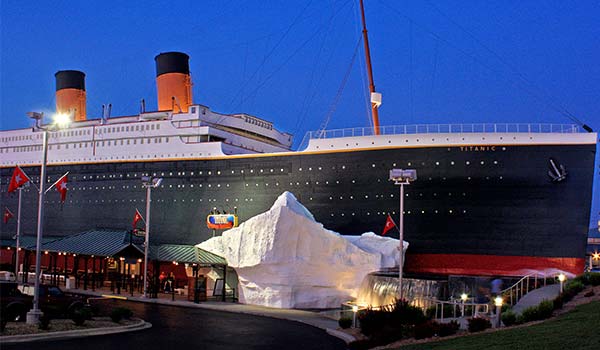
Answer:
(1, 0, 599, 225)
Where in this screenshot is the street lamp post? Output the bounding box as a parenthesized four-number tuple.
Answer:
(389, 169, 417, 301)
(14, 186, 24, 279)
(558, 273, 566, 293)
(494, 296, 504, 328)
(25, 111, 71, 324)
(141, 176, 162, 298)
(26, 128, 48, 324)
(460, 293, 468, 317)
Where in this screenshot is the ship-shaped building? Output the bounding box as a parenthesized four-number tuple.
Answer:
(0, 52, 596, 277)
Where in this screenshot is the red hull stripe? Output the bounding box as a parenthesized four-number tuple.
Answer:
(405, 253, 585, 277)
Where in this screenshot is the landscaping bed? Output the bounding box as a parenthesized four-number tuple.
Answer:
(338, 272, 600, 350)
(0, 317, 139, 336)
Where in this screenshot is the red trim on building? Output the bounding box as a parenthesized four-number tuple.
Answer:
(405, 253, 585, 276)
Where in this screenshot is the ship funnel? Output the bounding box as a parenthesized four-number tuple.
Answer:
(55, 70, 86, 121)
(155, 52, 193, 113)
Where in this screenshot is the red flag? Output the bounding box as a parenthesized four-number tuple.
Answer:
(8, 166, 30, 193)
(54, 174, 68, 202)
(382, 214, 397, 236)
(133, 209, 143, 228)
(3, 207, 14, 224)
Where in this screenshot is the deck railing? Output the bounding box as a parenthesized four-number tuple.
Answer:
(305, 123, 581, 141)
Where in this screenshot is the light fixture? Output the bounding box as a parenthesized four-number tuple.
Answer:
(558, 273, 566, 293)
(461, 293, 468, 302)
(389, 168, 417, 301)
(494, 296, 503, 307)
(52, 112, 72, 128)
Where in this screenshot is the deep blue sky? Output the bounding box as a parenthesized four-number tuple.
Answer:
(1, 0, 599, 226)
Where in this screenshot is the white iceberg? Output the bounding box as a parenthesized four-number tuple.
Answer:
(197, 191, 407, 309)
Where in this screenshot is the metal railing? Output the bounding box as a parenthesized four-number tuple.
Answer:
(305, 123, 581, 141)
(424, 298, 490, 322)
(500, 273, 553, 306)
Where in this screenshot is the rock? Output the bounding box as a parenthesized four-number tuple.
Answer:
(197, 191, 406, 309)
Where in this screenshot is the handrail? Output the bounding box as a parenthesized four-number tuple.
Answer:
(306, 123, 581, 141)
(424, 297, 490, 321)
(500, 272, 552, 306)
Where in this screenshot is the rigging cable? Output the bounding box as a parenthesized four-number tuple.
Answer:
(293, 0, 356, 135)
(379, 0, 593, 131)
(425, 0, 590, 129)
(232, 0, 352, 112)
(293, 4, 336, 133)
(316, 37, 363, 137)
(353, 0, 373, 128)
(226, 0, 315, 111)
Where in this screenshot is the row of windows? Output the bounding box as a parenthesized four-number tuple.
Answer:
(1, 134, 35, 142)
(41, 197, 470, 216)
(1, 123, 161, 144)
(1, 137, 172, 153)
(51, 129, 91, 138)
(243, 116, 273, 130)
(95, 124, 160, 134)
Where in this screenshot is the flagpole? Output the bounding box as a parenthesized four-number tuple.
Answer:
(27, 129, 47, 324)
(44, 171, 69, 194)
(15, 188, 22, 280)
(143, 185, 151, 298)
(399, 182, 404, 301)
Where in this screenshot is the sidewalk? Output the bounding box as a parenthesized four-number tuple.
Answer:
(68, 286, 355, 343)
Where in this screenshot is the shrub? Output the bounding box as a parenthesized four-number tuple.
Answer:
(359, 299, 425, 338)
(358, 308, 386, 337)
(110, 307, 132, 323)
(72, 308, 92, 326)
(391, 299, 427, 325)
(39, 314, 51, 330)
(561, 280, 585, 304)
(467, 317, 491, 333)
(520, 300, 553, 323)
(437, 320, 460, 337)
(520, 305, 539, 323)
(588, 273, 600, 286)
(413, 320, 438, 340)
(553, 294, 564, 310)
(501, 310, 517, 326)
(537, 300, 554, 319)
(338, 317, 352, 329)
(565, 280, 585, 295)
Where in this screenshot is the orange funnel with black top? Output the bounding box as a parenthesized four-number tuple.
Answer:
(55, 70, 86, 121)
(155, 52, 193, 113)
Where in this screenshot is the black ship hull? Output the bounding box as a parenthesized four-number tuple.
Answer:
(1, 143, 596, 276)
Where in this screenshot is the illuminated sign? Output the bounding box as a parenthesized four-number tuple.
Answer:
(207, 214, 239, 230)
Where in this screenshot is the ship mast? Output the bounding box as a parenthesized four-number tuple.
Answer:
(359, 0, 381, 135)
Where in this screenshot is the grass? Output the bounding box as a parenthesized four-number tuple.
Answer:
(395, 301, 600, 350)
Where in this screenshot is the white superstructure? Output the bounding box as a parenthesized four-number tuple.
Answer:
(0, 105, 293, 166)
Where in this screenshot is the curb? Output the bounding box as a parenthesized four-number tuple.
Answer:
(326, 328, 357, 344)
(0, 319, 152, 344)
(76, 290, 357, 344)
